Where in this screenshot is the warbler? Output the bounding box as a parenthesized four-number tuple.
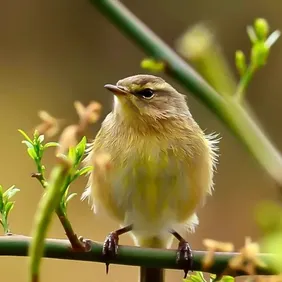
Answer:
(82, 74, 218, 281)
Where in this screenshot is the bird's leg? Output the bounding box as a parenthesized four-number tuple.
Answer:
(169, 229, 193, 278)
(103, 224, 133, 274)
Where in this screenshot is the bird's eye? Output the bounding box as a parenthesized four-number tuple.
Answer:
(137, 88, 155, 99)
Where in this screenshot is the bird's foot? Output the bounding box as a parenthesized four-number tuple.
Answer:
(102, 225, 133, 274)
(176, 239, 193, 278)
(102, 231, 119, 274)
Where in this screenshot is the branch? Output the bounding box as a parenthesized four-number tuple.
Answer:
(90, 0, 282, 185)
(0, 236, 276, 276)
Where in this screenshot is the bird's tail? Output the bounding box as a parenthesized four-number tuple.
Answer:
(138, 236, 166, 282)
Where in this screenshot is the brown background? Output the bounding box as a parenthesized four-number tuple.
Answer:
(0, 0, 281, 281)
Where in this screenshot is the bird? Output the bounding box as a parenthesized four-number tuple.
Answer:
(82, 74, 218, 281)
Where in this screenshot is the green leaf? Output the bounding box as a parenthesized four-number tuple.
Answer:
(209, 274, 216, 282)
(77, 166, 93, 176)
(44, 142, 60, 149)
(66, 193, 77, 204)
(22, 140, 34, 149)
(38, 135, 45, 143)
(185, 272, 206, 282)
(68, 147, 76, 163)
(18, 129, 33, 143)
(62, 187, 69, 201)
(33, 130, 39, 140)
(4, 202, 14, 217)
(3, 186, 20, 202)
(75, 136, 87, 163)
(27, 147, 37, 160)
(0, 186, 3, 212)
(220, 276, 234, 282)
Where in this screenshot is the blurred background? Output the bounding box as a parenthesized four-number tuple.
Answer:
(0, 0, 281, 281)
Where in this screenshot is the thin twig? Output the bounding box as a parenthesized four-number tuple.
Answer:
(32, 173, 87, 251)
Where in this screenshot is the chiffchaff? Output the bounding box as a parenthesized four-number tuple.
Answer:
(82, 74, 218, 281)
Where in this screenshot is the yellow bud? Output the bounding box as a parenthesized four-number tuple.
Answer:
(235, 50, 246, 76)
(140, 58, 165, 73)
(254, 18, 269, 41)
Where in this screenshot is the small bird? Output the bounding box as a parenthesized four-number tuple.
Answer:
(82, 74, 218, 281)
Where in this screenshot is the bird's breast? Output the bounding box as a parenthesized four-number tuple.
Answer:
(108, 144, 194, 234)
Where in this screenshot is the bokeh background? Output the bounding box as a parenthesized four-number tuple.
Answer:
(0, 0, 281, 281)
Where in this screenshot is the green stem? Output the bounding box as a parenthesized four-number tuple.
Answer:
(55, 207, 84, 250)
(1, 214, 10, 235)
(0, 235, 276, 276)
(33, 173, 86, 251)
(235, 64, 256, 101)
(90, 0, 282, 184)
(28, 164, 70, 282)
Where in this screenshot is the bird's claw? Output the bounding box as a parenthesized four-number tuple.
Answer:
(176, 240, 193, 278)
(102, 232, 119, 274)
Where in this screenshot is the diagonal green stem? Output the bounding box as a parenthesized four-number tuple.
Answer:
(32, 173, 87, 251)
(235, 64, 257, 101)
(90, 0, 282, 184)
(0, 235, 277, 276)
(29, 164, 71, 282)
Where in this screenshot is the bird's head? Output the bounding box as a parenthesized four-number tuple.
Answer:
(104, 74, 191, 121)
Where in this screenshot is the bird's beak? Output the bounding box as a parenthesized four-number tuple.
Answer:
(104, 84, 128, 96)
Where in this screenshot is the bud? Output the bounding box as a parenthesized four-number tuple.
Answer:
(254, 18, 269, 41)
(251, 43, 269, 68)
(235, 50, 247, 76)
(140, 58, 165, 73)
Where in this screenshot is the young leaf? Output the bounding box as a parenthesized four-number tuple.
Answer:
(185, 272, 206, 282)
(18, 129, 33, 143)
(22, 140, 34, 149)
(4, 202, 14, 217)
(77, 166, 93, 176)
(33, 130, 39, 140)
(27, 147, 37, 160)
(66, 193, 77, 204)
(75, 136, 87, 163)
(44, 142, 60, 149)
(220, 276, 234, 282)
(3, 186, 20, 202)
(68, 147, 76, 163)
(38, 135, 45, 143)
(0, 186, 3, 212)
